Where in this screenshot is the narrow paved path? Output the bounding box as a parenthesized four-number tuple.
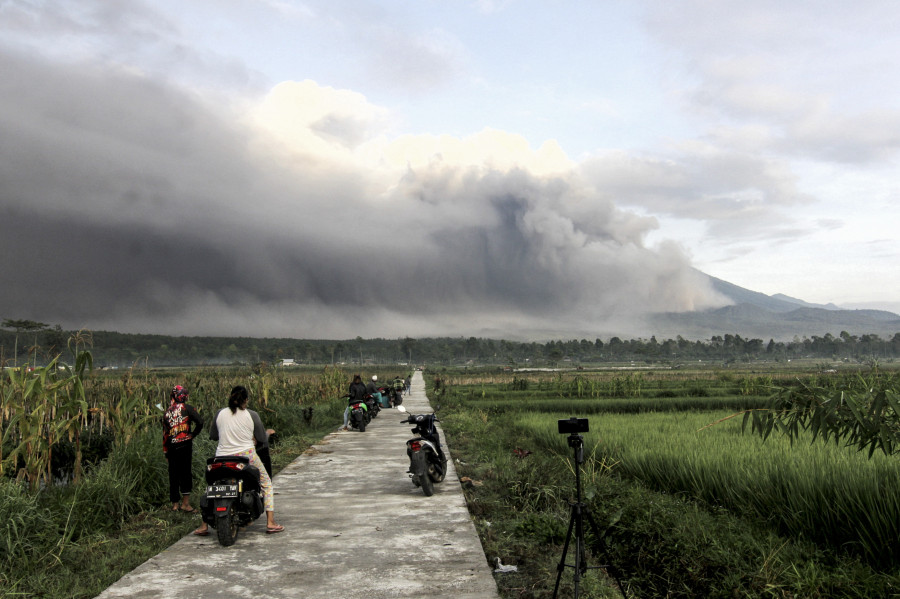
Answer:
(97, 371, 499, 599)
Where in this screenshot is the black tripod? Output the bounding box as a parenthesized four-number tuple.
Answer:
(552, 432, 625, 599)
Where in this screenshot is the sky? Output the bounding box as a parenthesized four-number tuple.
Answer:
(1, 0, 899, 340)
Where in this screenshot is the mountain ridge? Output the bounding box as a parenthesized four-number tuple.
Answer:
(650, 275, 900, 341)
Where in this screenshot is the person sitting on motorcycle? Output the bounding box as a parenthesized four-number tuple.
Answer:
(365, 375, 383, 410)
(193, 386, 284, 536)
(342, 374, 368, 431)
(392, 375, 404, 404)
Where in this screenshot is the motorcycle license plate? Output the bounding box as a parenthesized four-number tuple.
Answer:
(206, 484, 238, 498)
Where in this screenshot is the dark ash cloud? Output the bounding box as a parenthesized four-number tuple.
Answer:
(0, 47, 728, 339)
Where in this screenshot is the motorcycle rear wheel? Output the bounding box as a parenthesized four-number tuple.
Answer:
(428, 458, 447, 483)
(421, 470, 434, 496)
(216, 503, 239, 547)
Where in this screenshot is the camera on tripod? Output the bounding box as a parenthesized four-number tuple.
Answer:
(552, 415, 624, 598)
(557, 417, 589, 435)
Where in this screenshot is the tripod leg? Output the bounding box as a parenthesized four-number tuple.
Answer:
(552, 505, 577, 599)
(583, 507, 627, 598)
(573, 504, 587, 599)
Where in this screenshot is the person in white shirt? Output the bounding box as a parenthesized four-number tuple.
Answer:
(193, 386, 284, 535)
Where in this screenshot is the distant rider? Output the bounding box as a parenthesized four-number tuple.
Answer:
(343, 374, 368, 431)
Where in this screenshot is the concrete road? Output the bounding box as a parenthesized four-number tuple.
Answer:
(96, 370, 499, 599)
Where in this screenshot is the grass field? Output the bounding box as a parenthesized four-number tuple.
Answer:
(433, 364, 900, 598)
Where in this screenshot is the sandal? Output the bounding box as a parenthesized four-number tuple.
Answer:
(180, 507, 197, 513)
(266, 525, 285, 534)
(193, 528, 210, 536)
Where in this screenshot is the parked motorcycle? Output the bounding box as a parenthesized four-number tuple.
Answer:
(391, 378, 404, 406)
(346, 395, 369, 432)
(366, 393, 381, 418)
(199, 455, 265, 546)
(397, 405, 447, 496)
(376, 386, 394, 408)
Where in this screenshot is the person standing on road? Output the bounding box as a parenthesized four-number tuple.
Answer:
(343, 374, 368, 430)
(193, 386, 284, 536)
(404, 375, 411, 394)
(162, 385, 203, 513)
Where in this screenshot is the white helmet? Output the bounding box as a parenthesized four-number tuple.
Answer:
(372, 375, 377, 381)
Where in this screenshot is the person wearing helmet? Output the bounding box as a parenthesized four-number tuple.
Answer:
(365, 375, 383, 409)
(162, 385, 204, 512)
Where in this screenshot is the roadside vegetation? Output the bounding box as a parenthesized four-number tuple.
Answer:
(0, 352, 355, 598)
(434, 365, 900, 598)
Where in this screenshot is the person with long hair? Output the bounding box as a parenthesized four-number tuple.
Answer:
(193, 385, 284, 535)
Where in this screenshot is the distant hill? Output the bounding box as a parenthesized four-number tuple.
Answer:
(649, 275, 900, 341)
(769, 293, 842, 311)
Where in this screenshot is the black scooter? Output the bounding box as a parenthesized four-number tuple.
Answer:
(397, 405, 447, 496)
(366, 393, 381, 419)
(344, 394, 369, 432)
(199, 455, 265, 546)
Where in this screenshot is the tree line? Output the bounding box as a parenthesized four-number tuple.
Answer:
(3, 320, 899, 368)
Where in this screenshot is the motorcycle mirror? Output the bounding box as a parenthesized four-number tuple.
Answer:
(396, 405, 407, 413)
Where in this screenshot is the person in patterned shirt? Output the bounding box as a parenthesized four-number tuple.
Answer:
(162, 385, 203, 512)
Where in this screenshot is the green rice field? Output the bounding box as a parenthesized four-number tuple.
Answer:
(435, 365, 900, 597)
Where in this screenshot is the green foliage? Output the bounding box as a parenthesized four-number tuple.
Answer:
(508, 376, 529, 391)
(1, 351, 92, 489)
(0, 479, 54, 567)
(745, 373, 900, 458)
(586, 477, 886, 598)
(5, 326, 900, 370)
(522, 408, 900, 567)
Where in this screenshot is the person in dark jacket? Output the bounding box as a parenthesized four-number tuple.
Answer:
(343, 374, 368, 430)
(162, 385, 203, 512)
(365, 375, 383, 407)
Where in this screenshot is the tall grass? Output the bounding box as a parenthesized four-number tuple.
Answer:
(521, 410, 900, 566)
(440, 392, 899, 597)
(455, 395, 772, 415)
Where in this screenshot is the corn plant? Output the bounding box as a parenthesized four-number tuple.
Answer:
(104, 368, 159, 449)
(1, 351, 92, 490)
